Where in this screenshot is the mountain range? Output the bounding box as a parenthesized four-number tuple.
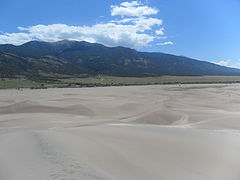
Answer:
(0, 40, 240, 78)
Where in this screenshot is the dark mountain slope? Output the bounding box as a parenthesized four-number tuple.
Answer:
(0, 52, 86, 78)
(0, 40, 239, 77)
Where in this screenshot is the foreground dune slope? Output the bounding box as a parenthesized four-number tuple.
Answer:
(0, 84, 240, 180)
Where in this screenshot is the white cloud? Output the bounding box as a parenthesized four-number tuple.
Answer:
(231, 64, 240, 69)
(121, 1, 142, 7)
(213, 59, 231, 66)
(0, 1, 168, 48)
(233, 59, 240, 69)
(212, 59, 240, 69)
(111, 1, 158, 17)
(156, 36, 167, 39)
(112, 17, 162, 29)
(157, 41, 173, 46)
(213, 59, 240, 69)
(155, 27, 164, 35)
(0, 23, 155, 48)
(0, 32, 33, 45)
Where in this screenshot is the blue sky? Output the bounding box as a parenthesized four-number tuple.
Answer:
(1, 0, 240, 67)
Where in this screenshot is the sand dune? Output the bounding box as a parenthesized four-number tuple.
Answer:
(0, 100, 95, 116)
(1, 84, 240, 179)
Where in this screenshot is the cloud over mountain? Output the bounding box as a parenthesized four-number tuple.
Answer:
(0, 1, 168, 48)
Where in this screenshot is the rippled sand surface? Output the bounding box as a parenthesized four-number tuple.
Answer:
(1, 84, 240, 180)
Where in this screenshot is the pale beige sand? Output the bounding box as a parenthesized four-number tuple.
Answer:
(1, 84, 240, 180)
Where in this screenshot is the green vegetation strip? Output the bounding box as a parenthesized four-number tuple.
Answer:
(1, 76, 240, 89)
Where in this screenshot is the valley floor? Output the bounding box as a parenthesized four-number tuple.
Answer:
(0, 84, 240, 180)
(3, 75, 240, 89)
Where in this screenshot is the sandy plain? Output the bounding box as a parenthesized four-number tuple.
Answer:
(0, 84, 240, 180)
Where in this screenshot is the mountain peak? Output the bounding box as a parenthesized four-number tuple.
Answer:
(21, 40, 50, 46)
(51, 39, 77, 45)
